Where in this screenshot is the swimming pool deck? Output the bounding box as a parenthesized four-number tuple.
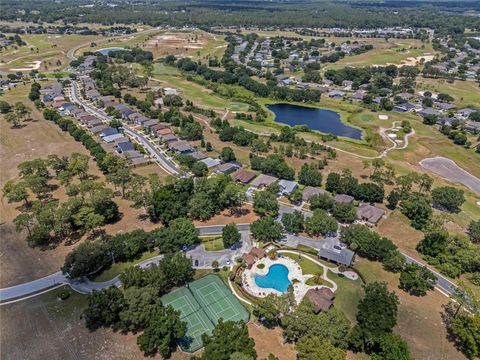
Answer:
(242, 256, 335, 304)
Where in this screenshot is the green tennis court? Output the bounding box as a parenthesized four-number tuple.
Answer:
(161, 275, 249, 353)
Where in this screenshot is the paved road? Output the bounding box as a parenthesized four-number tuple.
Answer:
(69, 82, 181, 175)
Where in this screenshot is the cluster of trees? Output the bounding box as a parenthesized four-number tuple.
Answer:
(82, 252, 194, 357)
(122, 92, 161, 119)
(4, 155, 120, 247)
(326, 169, 385, 203)
(341, 225, 437, 296)
(148, 174, 246, 224)
(175, 56, 321, 104)
(250, 154, 295, 180)
(211, 118, 258, 147)
(1, 100, 32, 128)
(282, 209, 338, 237)
(163, 107, 204, 141)
(349, 282, 413, 359)
(62, 219, 198, 279)
(416, 229, 480, 278)
(105, 48, 153, 64)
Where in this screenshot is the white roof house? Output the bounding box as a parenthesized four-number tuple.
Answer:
(278, 179, 299, 195)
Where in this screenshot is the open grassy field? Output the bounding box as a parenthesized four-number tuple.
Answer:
(354, 259, 466, 360)
(0, 33, 103, 72)
(417, 78, 480, 108)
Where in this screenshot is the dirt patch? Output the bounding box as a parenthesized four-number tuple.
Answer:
(420, 157, 480, 195)
(248, 323, 296, 360)
(193, 204, 259, 227)
(0, 286, 190, 360)
(144, 30, 210, 58)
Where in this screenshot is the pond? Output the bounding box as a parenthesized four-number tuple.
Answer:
(255, 264, 291, 293)
(268, 103, 362, 140)
(96, 47, 127, 55)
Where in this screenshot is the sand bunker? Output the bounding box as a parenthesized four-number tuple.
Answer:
(420, 157, 480, 195)
(10, 60, 42, 71)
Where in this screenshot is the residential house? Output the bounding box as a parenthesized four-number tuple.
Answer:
(350, 92, 365, 101)
(278, 179, 299, 196)
(334, 194, 354, 203)
(302, 186, 326, 202)
(168, 141, 193, 154)
(200, 157, 222, 168)
(116, 141, 135, 154)
(102, 133, 125, 143)
(160, 134, 178, 143)
(417, 108, 440, 117)
(214, 163, 240, 175)
(456, 108, 477, 119)
(328, 90, 345, 99)
(434, 102, 457, 112)
(89, 124, 107, 134)
(100, 127, 118, 138)
(232, 169, 257, 185)
(394, 103, 416, 112)
(250, 174, 278, 189)
(465, 122, 480, 134)
(356, 204, 386, 226)
(190, 151, 207, 161)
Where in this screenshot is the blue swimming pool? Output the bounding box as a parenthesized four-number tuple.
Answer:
(255, 264, 291, 293)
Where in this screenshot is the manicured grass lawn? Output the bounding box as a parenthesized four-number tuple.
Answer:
(201, 235, 225, 251)
(328, 270, 364, 324)
(281, 252, 323, 276)
(92, 250, 160, 282)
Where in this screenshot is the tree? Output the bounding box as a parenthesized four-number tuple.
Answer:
(4, 112, 19, 127)
(137, 304, 186, 358)
(382, 250, 406, 273)
(447, 313, 480, 359)
(222, 223, 241, 248)
(399, 264, 436, 296)
(296, 336, 346, 360)
(253, 190, 279, 217)
(13, 102, 32, 122)
(354, 282, 399, 346)
(281, 210, 304, 234)
(189, 192, 216, 220)
(253, 293, 290, 327)
(200, 320, 257, 360)
(168, 217, 199, 248)
(400, 193, 432, 230)
(431, 186, 465, 212)
(281, 301, 350, 348)
(371, 333, 414, 360)
(298, 163, 322, 187)
(221, 183, 246, 215)
(83, 287, 125, 330)
(0, 100, 11, 114)
(305, 209, 338, 237)
(3, 180, 30, 207)
(192, 161, 208, 177)
(416, 230, 449, 257)
(73, 206, 105, 236)
(468, 220, 480, 243)
(310, 193, 334, 211)
(62, 241, 110, 278)
(119, 286, 160, 332)
(220, 146, 236, 162)
(331, 202, 356, 223)
(251, 216, 284, 242)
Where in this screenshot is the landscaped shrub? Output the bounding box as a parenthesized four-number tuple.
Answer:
(257, 263, 265, 269)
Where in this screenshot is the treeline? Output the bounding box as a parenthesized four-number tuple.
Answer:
(175, 57, 321, 103)
(62, 219, 198, 279)
(2, 0, 480, 35)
